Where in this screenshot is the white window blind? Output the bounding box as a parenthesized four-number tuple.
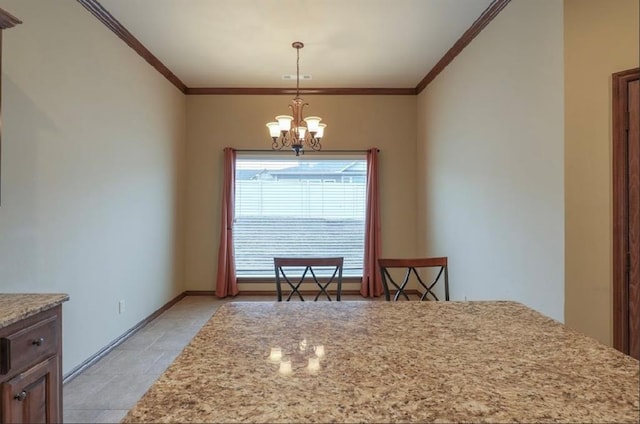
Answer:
(234, 156, 367, 278)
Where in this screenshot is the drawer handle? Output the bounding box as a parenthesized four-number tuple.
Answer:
(14, 391, 27, 401)
(32, 337, 45, 346)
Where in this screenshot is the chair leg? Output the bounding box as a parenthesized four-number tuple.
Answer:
(275, 265, 282, 302)
(380, 267, 391, 301)
(444, 266, 449, 301)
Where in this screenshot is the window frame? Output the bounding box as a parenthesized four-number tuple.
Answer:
(233, 152, 367, 282)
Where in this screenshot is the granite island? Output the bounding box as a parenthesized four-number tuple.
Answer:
(123, 301, 639, 423)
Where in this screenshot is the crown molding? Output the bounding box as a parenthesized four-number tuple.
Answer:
(79, 0, 510, 96)
(77, 0, 187, 93)
(186, 87, 416, 95)
(0, 8, 22, 29)
(415, 0, 511, 94)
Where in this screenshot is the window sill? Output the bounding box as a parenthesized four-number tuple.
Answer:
(237, 276, 363, 284)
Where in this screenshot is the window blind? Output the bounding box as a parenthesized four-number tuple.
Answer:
(234, 156, 366, 277)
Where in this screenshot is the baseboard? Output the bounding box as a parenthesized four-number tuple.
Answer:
(62, 291, 187, 384)
(183, 290, 216, 296)
(185, 289, 396, 298)
(237, 289, 366, 297)
(184, 289, 368, 297)
(239, 290, 418, 297)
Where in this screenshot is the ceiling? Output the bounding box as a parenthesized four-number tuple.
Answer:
(95, 0, 495, 90)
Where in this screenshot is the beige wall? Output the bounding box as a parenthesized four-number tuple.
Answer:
(416, 0, 565, 321)
(564, 0, 639, 345)
(0, 0, 186, 374)
(185, 95, 417, 291)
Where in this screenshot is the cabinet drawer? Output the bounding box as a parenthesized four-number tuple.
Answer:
(0, 316, 59, 375)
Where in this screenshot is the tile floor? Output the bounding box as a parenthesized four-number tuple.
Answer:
(63, 294, 367, 423)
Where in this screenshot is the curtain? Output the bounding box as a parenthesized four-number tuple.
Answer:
(215, 147, 239, 298)
(360, 147, 383, 297)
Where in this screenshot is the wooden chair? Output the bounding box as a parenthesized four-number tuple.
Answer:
(274, 257, 344, 301)
(378, 257, 449, 301)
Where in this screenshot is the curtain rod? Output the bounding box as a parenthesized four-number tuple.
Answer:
(233, 149, 380, 153)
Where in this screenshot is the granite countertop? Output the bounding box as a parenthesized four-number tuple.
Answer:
(0, 293, 70, 328)
(123, 301, 640, 423)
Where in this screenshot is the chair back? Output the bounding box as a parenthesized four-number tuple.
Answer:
(378, 257, 449, 301)
(274, 257, 344, 301)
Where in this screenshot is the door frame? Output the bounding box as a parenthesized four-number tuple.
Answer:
(612, 67, 639, 353)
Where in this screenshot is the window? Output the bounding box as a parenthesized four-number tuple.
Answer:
(234, 155, 367, 278)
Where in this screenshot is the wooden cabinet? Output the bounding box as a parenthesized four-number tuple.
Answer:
(0, 306, 63, 423)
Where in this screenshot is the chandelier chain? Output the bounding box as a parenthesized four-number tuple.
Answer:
(296, 45, 300, 97)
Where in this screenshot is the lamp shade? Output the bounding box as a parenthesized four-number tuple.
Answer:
(266, 122, 280, 138)
(315, 123, 326, 139)
(304, 116, 322, 133)
(276, 115, 293, 132)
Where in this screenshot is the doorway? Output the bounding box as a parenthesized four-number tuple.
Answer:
(613, 68, 639, 360)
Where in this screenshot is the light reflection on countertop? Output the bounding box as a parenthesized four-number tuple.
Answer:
(268, 338, 327, 376)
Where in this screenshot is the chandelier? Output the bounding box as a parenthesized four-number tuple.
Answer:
(266, 41, 326, 156)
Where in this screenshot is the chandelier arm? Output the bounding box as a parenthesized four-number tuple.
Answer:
(299, 102, 308, 120)
(281, 133, 291, 148)
(272, 130, 294, 150)
(309, 139, 322, 151)
(288, 103, 297, 126)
